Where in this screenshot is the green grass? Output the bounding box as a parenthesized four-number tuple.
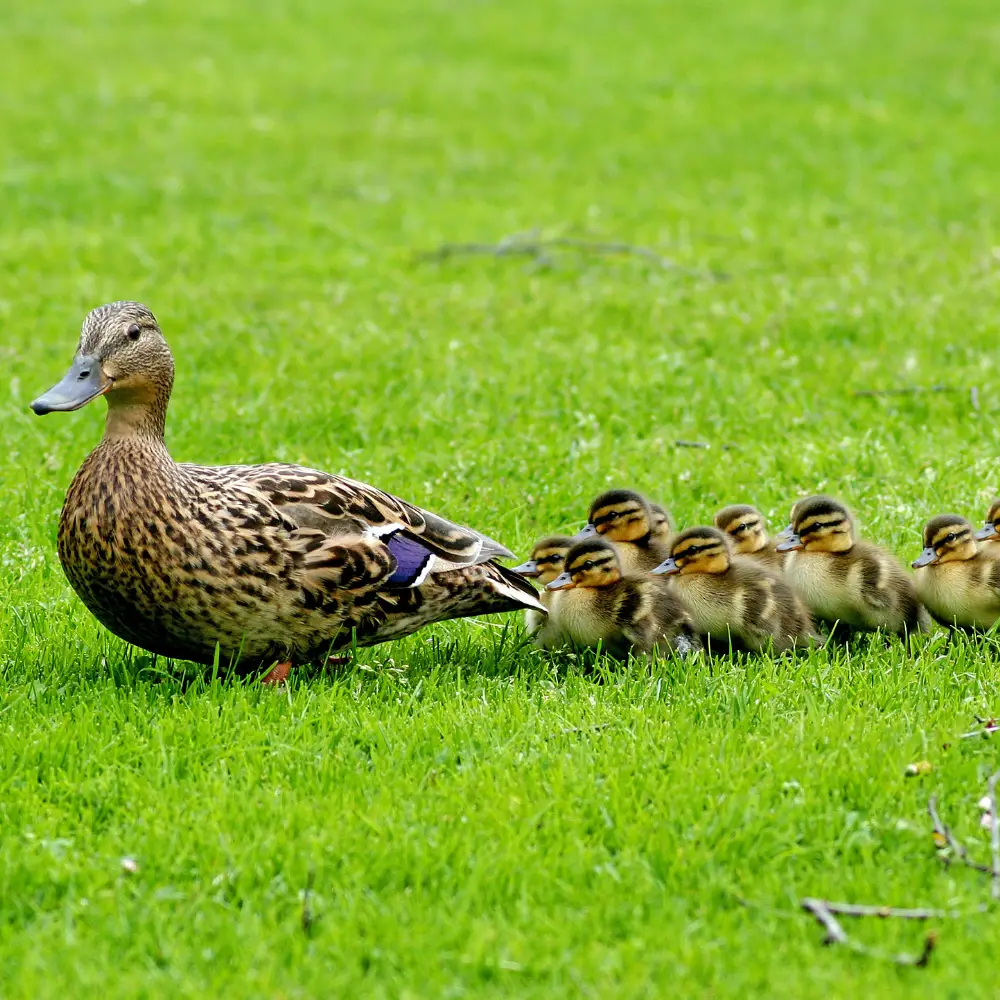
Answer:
(3, 0, 1000, 994)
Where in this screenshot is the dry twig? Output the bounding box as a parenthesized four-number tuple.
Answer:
(927, 795, 995, 876)
(853, 385, 957, 398)
(818, 901, 952, 920)
(416, 233, 724, 279)
(800, 899, 937, 966)
(989, 771, 1000, 900)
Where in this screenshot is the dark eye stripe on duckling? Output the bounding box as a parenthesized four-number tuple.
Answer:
(675, 542, 723, 560)
(535, 553, 565, 566)
(592, 506, 643, 527)
(931, 526, 971, 548)
(570, 554, 617, 573)
(798, 516, 847, 535)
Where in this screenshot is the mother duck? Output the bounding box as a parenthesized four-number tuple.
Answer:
(31, 302, 543, 680)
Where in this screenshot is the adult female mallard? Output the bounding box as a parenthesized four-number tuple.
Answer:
(31, 301, 544, 680)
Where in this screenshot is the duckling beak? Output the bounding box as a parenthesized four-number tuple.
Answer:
(546, 572, 574, 591)
(975, 524, 999, 542)
(576, 523, 598, 539)
(774, 528, 803, 552)
(511, 559, 540, 577)
(911, 547, 938, 568)
(650, 557, 679, 576)
(30, 355, 111, 415)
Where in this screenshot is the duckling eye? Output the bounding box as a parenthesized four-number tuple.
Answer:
(944, 533, 956, 544)
(127, 323, 141, 341)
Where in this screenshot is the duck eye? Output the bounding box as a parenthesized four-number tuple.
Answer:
(944, 533, 956, 544)
(127, 323, 141, 341)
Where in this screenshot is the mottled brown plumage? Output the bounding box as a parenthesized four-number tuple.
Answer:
(33, 302, 544, 670)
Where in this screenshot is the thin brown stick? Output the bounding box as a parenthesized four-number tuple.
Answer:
(853, 385, 957, 397)
(928, 795, 995, 875)
(801, 899, 937, 966)
(989, 772, 1000, 900)
(957, 725, 1000, 740)
(819, 901, 953, 920)
(416, 234, 724, 279)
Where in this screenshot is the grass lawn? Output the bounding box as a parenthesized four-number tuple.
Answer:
(4, 0, 1000, 994)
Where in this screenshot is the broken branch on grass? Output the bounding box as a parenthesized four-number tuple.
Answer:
(800, 899, 937, 966)
(957, 724, 1000, 740)
(674, 439, 733, 451)
(928, 795, 995, 876)
(817, 901, 953, 920)
(416, 234, 724, 279)
(301, 868, 316, 935)
(853, 385, 957, 398)
(989, 771, 1000, 900)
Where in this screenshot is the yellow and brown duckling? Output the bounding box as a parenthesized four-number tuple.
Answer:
(649, 502, 675, 547)
(974, 498, 1000, 556)
(651, 526, 819, 653)
(511, 535, 574, 635)
(713, 504, 785, 573)
(776, 495, 931, 636)
(536, 537, 700, 658)
(30, 302, 545, 680)
(579, 489, 670, 573)
(913, 514, 1000, 629)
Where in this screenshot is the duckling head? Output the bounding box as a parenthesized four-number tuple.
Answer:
(914, 514, 977, 567)
(775, 495, 855, 553)
(546, 538, 624, 591)
(651, 526, 731, 576)
(511, 536, 574, 586)
(648, 502, 675, 545)
(580, 489, 654, 543)
(974, 498, 1000, 543)
(713, 504, 768, 555)
(31, 302, 175, 432)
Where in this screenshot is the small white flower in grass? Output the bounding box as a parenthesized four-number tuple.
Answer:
(981, 812, 995, 831)
(978, 795, 992, 812)
(121, 856, 140, 874)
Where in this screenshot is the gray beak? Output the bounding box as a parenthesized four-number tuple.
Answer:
(546, 571, 573, 591)
(975, 524, 998, 542)
(651, 557, 679, 575)
(31, 355, 110, 415)
(576, 523, 598, 539)
(774, 529, 803, 552)
(911, 547, 938, 568)
(511, 559, 539, 577)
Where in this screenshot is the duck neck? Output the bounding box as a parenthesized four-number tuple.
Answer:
(101, 385, 171, 447)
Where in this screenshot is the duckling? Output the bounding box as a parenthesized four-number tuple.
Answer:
(511, 535, 574, 635)
(651, 526, 819, 652)
(538, 538, 700, 658)
(913, 514, 1000, 628)
(713, 504, 785, 573)
(776, 495, 931, 636)
(578, 489, 670, 573)
(974, 498, 1000, 555)
(649, 502, 675, 547)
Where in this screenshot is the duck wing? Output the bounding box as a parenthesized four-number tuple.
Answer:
(183, 462, 515, 590)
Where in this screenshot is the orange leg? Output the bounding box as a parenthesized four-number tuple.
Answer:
(262, 660, 292, 686)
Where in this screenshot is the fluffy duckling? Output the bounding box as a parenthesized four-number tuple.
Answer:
(579, 489, 670, 573)
(512, 535, 574, 635)
(537, 538, 700, 658)
(974, 498, 1000, 556)
(913, 514, 1000, 629)
(651, 526, 818, 652)
(649, 502, 675, 547)
(776, 495, 931, 636)
(713, 504, 785, 573)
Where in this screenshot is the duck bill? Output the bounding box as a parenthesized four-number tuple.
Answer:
(546, 572, 575, 591)
(911, 547, 938, 568)
(575, 523, 598, 539)
(511, 559, 540, 577)
(975, 524, 999, 542)
(30, 355, 110, 415)
(650, 557, 679, 576)
(774, 530, 803, 552)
